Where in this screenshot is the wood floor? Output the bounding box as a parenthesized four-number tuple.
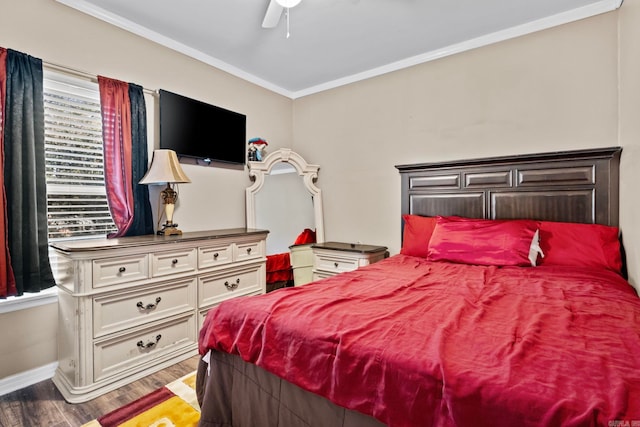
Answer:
(0, 355, 200, 427)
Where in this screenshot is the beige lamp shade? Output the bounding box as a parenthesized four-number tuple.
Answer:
(140, 149, 191, 236)
(139, 149, 191, 185)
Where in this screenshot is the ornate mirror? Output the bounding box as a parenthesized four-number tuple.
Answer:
(246, 148, 325, 255)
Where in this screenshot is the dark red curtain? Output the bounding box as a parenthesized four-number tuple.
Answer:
(98, 76, 134, 238)
(0, 48, 17, 298)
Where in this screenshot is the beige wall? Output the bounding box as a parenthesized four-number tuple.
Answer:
(293, 8, 639, 288)
(1, 0, 638, 383)
(619, 0, 640, 293)
(0, 304, 58, 379)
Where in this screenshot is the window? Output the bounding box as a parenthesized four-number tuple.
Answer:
(43, 72, 115, 239)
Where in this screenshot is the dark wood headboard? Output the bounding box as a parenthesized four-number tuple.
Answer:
(396, 147, 621, 227)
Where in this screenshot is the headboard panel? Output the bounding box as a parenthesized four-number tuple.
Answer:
(396, 147, 621, 226)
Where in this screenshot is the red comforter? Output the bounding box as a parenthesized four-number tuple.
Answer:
(199, 255, 640, 427)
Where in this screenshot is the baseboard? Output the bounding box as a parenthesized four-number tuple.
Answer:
(0, 362, 58, 397)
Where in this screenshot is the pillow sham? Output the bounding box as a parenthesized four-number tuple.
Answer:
(400, 214, 437, 258)
(537, 221, 622, 273)
(427, 216, 540, 267)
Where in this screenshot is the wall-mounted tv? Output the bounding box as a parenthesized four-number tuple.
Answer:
(159, 89, 246, 166)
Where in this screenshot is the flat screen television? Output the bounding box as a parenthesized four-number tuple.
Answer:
(159, 89, 246, 165)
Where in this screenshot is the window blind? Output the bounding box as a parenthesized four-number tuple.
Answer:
(43, 73, 116, 239)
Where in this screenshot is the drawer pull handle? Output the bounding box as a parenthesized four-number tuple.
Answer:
(137, 334, 161, 349)
(334, 262, 339, 268)
(118, 266, 126, 273)
(171, 258, 178, 265)
(136, 297, 161, 310)
(213, 253, 219, 259)
(224, 278, 240, 290)
(246, 247, 252, 254)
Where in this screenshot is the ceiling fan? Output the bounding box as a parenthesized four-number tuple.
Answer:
(262, 0, 302, 29)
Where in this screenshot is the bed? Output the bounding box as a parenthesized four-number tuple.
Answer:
(196, 147, 640, 427)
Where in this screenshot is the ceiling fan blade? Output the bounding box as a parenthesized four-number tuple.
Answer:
(262, 0, 284, 28)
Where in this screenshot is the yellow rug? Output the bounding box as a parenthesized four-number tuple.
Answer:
(82, 371, 200, 427)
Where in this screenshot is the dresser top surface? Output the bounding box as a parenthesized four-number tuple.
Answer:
(311, 241, 387, 254)
(50, 228, 269, 252)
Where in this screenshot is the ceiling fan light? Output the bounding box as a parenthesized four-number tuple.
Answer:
(276, 0, 301, 8)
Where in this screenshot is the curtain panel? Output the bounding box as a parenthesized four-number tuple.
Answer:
(0, 48, 17, 298)
(2, 49, 54, 296)
(99, 76, 135, 238)
(99, 76, 153, 238)
(125, 83, 153, 237)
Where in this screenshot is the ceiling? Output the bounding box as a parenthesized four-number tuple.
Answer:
(57, 0, 622, 99)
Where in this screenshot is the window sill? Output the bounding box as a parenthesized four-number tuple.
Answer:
(0, 287, 58, 314)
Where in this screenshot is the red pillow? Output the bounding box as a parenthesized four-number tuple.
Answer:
(400, 214, 437, 258)
(293, 228, 316, 245)
(538, 221, 622, 273)
(427, 216, 539, 267)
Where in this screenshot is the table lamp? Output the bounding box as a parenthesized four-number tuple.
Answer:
(139, 149, 191, 236)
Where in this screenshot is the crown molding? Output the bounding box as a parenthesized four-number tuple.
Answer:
(55, 0, 295, 98)
(290, 0, 624, 98)
(56, 0, 623, 100)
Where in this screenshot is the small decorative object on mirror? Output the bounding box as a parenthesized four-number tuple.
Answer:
(248, 137, 268, 161)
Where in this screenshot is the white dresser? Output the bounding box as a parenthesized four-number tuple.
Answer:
(311, 242, 388, 281)
(50, 228, 268, 403)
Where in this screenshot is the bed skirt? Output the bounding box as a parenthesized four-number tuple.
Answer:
(196, 350, 386, 427)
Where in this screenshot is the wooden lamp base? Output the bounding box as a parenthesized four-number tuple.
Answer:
(158, 223, 182, 236)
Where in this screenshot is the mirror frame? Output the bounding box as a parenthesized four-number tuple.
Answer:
(246, 148, 325, 243)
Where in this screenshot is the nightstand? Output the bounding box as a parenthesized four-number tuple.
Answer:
(311, 241, 388, 281)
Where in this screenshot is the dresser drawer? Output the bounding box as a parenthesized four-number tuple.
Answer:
(93, 314, 196, 382)
(312, 271, 334, 281)
(197, 291, 262, 330)
(198, 244, 233, 269)
(313, 253, 359, 274)
(92, 254, 149, 288)
(151, 248, 196, 278)
(93, 278, 197, 338)
(311, 243, 388, 279)
(235, 241, 264, 262)
(199, 265, 262, 307)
